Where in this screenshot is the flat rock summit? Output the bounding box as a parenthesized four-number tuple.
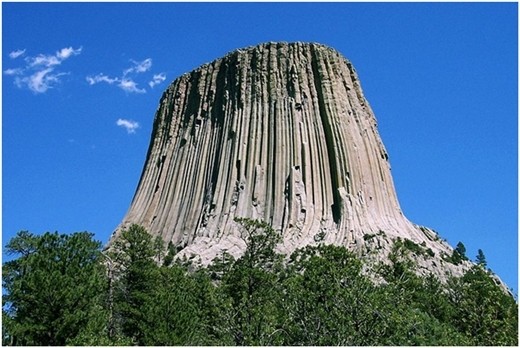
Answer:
(112, 42, 472, 279)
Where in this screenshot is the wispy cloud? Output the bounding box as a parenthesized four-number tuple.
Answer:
(86, 73, 146, 93)
(4, 46, 82, 94)
(16, 69, 68, 94)
(9, 49, 26, 59)
(119, 79, 146, 94)
(26, 54, 61, 68)
(4, 68, 24, 76)
(149, 73, 166, 88)
(87, 58, 165, 94)
(57, 46, 82, 60)
(26, 46, 82, 68)
(116, 118, 140, 134)
(86, 73, 118, 85)
(124, 58, 152, 76)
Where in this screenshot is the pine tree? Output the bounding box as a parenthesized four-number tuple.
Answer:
(218, 218, 285, 345)
(448, 265, 518, 345)
(476, 249, 487, 268)
(2, 231, 106, 345)
(109, 224, 159, 345)
(455, 241, 467, 258)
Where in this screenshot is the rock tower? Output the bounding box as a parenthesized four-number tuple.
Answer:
(112, 42, 469, 278)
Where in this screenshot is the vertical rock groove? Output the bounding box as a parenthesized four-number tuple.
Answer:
(310, 46, 341, 224)
(111, 42, 467, 279)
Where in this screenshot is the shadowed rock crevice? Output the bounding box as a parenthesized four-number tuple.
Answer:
(310, 46, 342, 224)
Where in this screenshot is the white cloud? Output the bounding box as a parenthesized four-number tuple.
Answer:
(116, 118, 140, 134)
(149, 73, 166, 88)
(87, 73, 147, 94)
(4, 46, 82, 94)
(134, 58, 152, 73)
(27, 54, 61, 68)
(57, 46, 82, 60)
(26, 46, 81, 68)
(9, 49, 26, 59)
(124, 58, 152, 76)
(118, 78, 146, 94)
(86, 73, 119, 85)
(4, 68, 24, 76)
(88, 57, 163, 94)
(16, 68, 68, 94)
(27, 68, 56, 93)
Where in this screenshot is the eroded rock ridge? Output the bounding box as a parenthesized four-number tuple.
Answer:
(113, 42, 469, 279)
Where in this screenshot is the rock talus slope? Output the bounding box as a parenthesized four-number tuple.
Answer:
(112, 42, 469, 279)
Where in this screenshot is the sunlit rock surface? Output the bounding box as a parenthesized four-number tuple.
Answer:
(112, 42, 473, 280)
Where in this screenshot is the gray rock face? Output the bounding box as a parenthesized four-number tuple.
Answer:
(112, 42, 470, 279)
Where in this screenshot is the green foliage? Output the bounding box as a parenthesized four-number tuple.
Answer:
(234, 217, 283, 268)
(214, 218, 285, 345)
(363, 233, 376, 241)
(476, 248, 487, 268)
(379, 237, 418, 283)
(447, 241, 468, 265)
(443, 241, 470, 265)
(281, 244, 378, 345)
(108, 224, 160, 345)
(403, 238, 424, 254)
(3, 222, 517, 346)
(152, 235, 165, 263)
(162, 241, 176, 267)
(455, 241, 467, 257)
(108, 224, 235, 345)
(140, 264, 210, 345)
(448, 266, 518, 345)
(2, 231, 105, 346)
(391, 237, 435, 258)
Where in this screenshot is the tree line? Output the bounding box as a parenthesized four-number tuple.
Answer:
(2, 219, 518, 345)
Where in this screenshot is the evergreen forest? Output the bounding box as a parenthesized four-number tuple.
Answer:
(2, 219, 518, 346)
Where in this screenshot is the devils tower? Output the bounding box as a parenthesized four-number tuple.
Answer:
(112, 42, 469, 279)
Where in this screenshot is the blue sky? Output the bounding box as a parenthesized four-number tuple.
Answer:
(3, 2, 517, 291)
